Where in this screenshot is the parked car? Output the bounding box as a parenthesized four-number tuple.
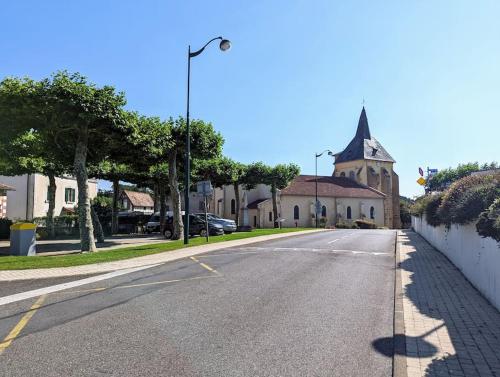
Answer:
(194, 213, 237, 234)
(145, 211, 183, 233)
(163, 214, 224, 239)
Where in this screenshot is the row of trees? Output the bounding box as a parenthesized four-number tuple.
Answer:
(0, 72, 300, 252)
(426, 161, 498, 191)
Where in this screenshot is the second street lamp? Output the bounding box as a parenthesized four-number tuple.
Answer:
(315, 150, 333, 228)
(184, 36, 231, 244)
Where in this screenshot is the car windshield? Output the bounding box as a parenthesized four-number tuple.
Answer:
(149, 215, 159, 222)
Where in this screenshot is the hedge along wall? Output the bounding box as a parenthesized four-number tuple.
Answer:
(412, 216, 500, 311)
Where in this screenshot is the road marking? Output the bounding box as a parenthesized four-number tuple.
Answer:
(190, 256, 220, 275)
(0, 294, 47, 355)
(0, 264, 160, 307)
(328, 239, 339, 244)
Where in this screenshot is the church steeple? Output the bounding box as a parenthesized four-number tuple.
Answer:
(355, 106, 371, 140)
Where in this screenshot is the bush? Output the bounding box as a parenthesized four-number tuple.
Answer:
(476, 199, 500, 242)
(438, 174, 497, 226)
(335, 221, 350, 229)
(410, 195, 430, 217)
(0, 218, 12, 239)
(451, 183, 500, 225)
(425, 193, 444, 227)
(355, 219, 377, 229)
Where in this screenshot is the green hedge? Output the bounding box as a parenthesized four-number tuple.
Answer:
(425, 193, 444, 227)
(0, 218, 12, 239)
(476, 199, 500, 242)
(438, 174, 497, 226)
(355, 219, 377, 229)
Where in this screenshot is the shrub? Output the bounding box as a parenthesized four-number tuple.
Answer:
(0, 218, 12, 239)
(425, 193, 444, 227)
(476, 198, 500, 242)
(335, 221, 350, 229)
(410, 195, 430, 217)
(355, 219, 377, 229)
(438, 174, 496, 226)
(451, 183, 500, 225)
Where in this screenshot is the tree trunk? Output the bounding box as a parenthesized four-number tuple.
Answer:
(111, 178, 119, 234)
(168, 151, 184, 240)
(73, 125, 96, 252)
(159, 182, 167, 234)
(91, 205, 105, 243)
(46, 172, 56, 239)
(153, 182, 160, 212)
(233, 182, 240, 227)
(271, 186, 278, 228)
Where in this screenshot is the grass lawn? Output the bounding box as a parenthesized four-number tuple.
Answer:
(0, 228, 311, 270)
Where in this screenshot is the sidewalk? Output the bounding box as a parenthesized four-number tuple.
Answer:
(0, 229, 326, 281)
(398, 230, 500, 377)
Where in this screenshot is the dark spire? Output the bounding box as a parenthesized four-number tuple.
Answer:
(355, 106, 371, 140)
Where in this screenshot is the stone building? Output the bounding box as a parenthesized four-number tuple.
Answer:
(332, 107, 401, 228)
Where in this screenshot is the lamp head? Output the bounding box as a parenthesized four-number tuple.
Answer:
(219, 39, 231, 51)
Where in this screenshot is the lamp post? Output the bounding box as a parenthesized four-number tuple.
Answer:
(184, 37, 231, 244)
(315, 150, 333, 228)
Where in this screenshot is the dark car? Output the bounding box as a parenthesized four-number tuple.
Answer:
(194, 213, 237, 234)
(163, 214, 224, 239)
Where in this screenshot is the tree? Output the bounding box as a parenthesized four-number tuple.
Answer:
(194, 157, 247, 226)
(426, 162, 498, 191)
(0, 77, 68, 238)
(266, 164, 300, 227)
(167, 117, 224, 239)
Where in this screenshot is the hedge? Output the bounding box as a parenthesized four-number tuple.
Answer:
(0, 218, 12, 239)
(476, 198, 500, 242)
(438, 174, 496, 226)
(355, 219, 377, 229)
(425, 193, 444, 227)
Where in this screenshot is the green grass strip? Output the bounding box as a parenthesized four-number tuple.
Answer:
(0, 228, 310, 270)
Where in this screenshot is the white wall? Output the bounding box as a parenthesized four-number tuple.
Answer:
(412, 216, 500, 311)
(0, 174, 98, 220)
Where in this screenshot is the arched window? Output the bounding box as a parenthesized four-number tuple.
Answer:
(370, 206, 375, 219)
(231, 199, 236, 214)
(347, 206, 352, 219)
(349, 171, 356, 181)
(293, 205, 299, 220)
(340, 172, 346, 177)
(269, 211, 273, 222)
(321, 205, 326, 217)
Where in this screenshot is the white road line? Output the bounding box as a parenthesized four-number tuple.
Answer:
(327, 239, 339, 244)
(0, 264, 160, 307)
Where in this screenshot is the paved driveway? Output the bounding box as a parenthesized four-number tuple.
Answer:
(0, 229, 396, 376)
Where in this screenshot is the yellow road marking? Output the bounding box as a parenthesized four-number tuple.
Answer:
(0, 294, 47, 355)
(190, 256, 220, 275)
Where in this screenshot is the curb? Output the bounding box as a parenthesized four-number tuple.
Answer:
(393, 230, 407, 377)
(0, 229, 328, 281)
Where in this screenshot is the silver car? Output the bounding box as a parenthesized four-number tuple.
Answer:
(195, 213, 237, 234)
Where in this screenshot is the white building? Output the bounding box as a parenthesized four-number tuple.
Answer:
(0, 174, 98, 220)
(119, 190, 154, 214)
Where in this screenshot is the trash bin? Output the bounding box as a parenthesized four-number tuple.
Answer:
(10, 223, 37, 256)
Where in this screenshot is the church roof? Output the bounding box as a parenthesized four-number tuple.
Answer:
(280, 175, 385, 199)
(335, 107, 395, 163)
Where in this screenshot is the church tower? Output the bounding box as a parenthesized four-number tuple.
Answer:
(333, 107, 401, 228)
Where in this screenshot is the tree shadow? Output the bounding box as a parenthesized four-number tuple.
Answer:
(372, 230, 500, 376)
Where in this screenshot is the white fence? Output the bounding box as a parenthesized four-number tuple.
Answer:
(412, 216, 500, 311)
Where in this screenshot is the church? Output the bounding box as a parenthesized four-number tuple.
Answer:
(199, 107, 401, 229)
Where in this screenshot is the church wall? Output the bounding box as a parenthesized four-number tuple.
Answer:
(333, 160, 367, 185)
(222, 184, 271, 222)
(335, 197, 384, 227)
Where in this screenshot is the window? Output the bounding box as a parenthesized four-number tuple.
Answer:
(231, 199, 236, 214)
(253, 216, 257, 227)
(65, 188, 76, 203)
(293, 205, 299, 220)
(199, 201, 205, 211)
(340, 172, 346, 177)
(349, 171, 356, 181)
(346, 206, 352, 219)
(370, 206, 375, 219)
(321, 205, 326, 217)
(269, 211, 273, 222)
(46, 187, 50, 202)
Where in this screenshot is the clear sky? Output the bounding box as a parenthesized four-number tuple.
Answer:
(1, 0, 499, 197)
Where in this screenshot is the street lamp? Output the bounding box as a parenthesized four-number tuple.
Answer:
(184, 36, 231, 244)
(315, 150, 333, 228)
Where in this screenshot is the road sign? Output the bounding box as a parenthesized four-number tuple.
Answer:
(418, 167, 424, 176)
(196, 180, 213, 197)
(417, 177, 426, 186)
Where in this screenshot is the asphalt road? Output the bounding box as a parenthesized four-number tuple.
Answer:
(0, 229, 396, 377)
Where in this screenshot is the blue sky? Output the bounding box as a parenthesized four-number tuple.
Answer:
(1, 0, 499, 197)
